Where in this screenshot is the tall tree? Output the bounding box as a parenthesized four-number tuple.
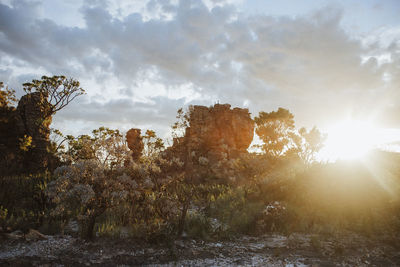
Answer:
(254, 108, 295, 158)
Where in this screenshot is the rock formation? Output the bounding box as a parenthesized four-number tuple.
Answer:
(186, 104, 254, 158)
(0, 92, 54, 174)
(165, 103, 255, 183)
(172, 104, 254, 161)
(17, 92, 53, 171)
(126, 128, 144, 161)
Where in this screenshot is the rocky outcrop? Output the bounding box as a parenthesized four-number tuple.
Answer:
(171, 104, 254, 162)
(16, 92, 52, 142)
(165, 104, 254, 183)
(17, 92, 53, 172)
(185, 104, 254, 159)
(126, 128, 144, 161)
(0, 92, 54, 174)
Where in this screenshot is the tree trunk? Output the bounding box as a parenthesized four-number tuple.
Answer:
(177, 199, 189, 238)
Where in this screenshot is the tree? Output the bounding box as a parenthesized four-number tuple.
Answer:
(171, 107, 191, 141)
(121, 156, 184, 236)
(297, 127, 326, 164)
(142, 129, 164, 158)
(47, 127, 133, 239)
(22, 75, 85, 118)
(255, 108, 325, 164)
(254, 108, 295, 158)
(0, 82, 18, 107)
(61, 127, 130, 169)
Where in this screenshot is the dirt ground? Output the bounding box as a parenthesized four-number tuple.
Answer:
(1, 232, 400, 266)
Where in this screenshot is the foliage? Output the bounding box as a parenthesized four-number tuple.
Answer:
(22, 75, 85, 117)
(296, 127, 326, 164)
(0, 82, 18, 107)
(185, 211, 213, 239)
(46, 160, 132, 239)
(18, 134, 34, 151)
(206, 186, 264, 235)
(142, 129, 164, 158)
(60, 127, 130, 168)
(254, 108, 296, 158)
(171, 107, 191, 140)
(3, 100, 400, 244)
(255, 108, 325, 165)
(121, 155, 186, 238)
(0, 172, 53, 232)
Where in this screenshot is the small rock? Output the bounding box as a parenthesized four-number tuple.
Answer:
(174, 240, 185, 248)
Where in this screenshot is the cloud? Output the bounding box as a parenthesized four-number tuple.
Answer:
(0, 0, 399, 137)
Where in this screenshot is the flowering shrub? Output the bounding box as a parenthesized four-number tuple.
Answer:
(47, 160, 133, 239)
(59, 127, 130, 168)
(119, 156, 185, 237)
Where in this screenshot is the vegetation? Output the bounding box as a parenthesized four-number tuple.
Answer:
(22, 75, 85, 118)
(1, 76, 400, 244)
(0, 82, 17, 107)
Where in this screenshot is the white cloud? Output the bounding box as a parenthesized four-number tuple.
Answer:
(0, 0, 399, 138)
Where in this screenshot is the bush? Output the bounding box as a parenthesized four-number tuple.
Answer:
(0, 172, 54, 232)
(185, 211, 212, 239)
(206, 186, 264, 236)
(46, 160, 135, 239)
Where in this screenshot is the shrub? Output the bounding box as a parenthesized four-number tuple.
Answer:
(206, 186, 264, 236)
(185, 211, 212, 239)
(46, 160, 133, 239)
(0, 172, 53, 232)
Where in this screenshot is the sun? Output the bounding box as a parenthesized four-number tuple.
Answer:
(319, 120, 379, 161)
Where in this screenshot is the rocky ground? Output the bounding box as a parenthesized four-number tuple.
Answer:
(1, 232, 400, 266)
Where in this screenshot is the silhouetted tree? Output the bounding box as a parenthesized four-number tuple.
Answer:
(254, 108, 295, 158)
(298, 127, 326, 164)
(22, 75, 85, 118)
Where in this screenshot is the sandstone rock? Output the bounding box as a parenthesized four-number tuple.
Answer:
(165, 103, 254, 183)
(16, 92, 53, 172)
(181, 103, 254, 159)
(126, 128, 144, 161)
(16, 92, 52, 142)
(0, 92, 55, 174)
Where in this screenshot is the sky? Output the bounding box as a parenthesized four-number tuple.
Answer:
(0, 0, 399, 147)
